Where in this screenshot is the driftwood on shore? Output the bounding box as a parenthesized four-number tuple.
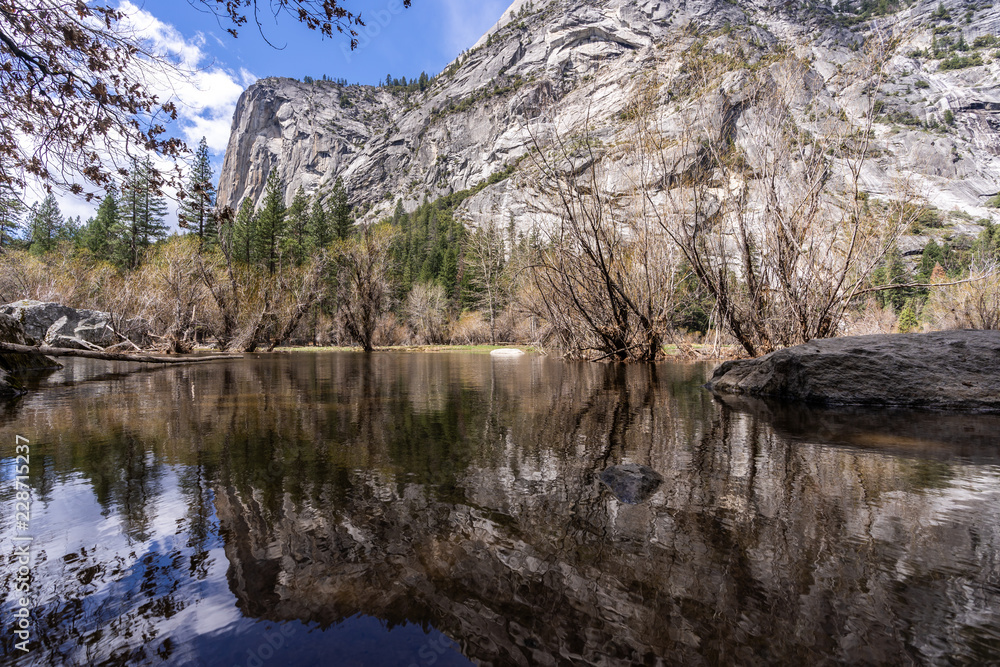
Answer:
(0, 341, 239, 365)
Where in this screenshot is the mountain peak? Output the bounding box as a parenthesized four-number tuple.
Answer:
(217, 0, 1000, 237)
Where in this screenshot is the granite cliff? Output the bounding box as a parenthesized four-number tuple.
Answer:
(217, 0, 1000, 242)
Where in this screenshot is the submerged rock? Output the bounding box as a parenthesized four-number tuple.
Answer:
(490, 348, 525, 358)
(707, 330, 1000, 412)
(0, 313, 60, 397)
(599, 464, 663, 504)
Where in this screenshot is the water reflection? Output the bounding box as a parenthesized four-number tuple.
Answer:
(1, 353, 1000, 665)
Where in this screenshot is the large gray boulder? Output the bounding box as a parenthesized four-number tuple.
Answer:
(1, 300, 124, 349)
(0, 313, 60, 397)
(707, 330, 1000, 412)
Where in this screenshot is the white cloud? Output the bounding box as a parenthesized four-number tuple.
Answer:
(31, 2, 255, 226)
(116, 2, 248, 153)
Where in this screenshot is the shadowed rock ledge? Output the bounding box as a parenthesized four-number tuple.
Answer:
(707, 330, 1000, 412)
(0, 313, 61, 396)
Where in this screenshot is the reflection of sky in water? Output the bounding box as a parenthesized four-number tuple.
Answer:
(1, 464, 469, 666)
(1, 353, 1000, 665)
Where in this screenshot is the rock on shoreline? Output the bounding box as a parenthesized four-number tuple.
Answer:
(706, 330, 1000, 412)
(0, 313, 61, 396)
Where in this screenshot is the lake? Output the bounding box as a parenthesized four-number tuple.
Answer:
(2, 352, 1000, 665)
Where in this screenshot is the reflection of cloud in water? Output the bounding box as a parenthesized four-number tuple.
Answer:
(2, 354, 1000, 664)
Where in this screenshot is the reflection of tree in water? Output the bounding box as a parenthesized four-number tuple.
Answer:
(208, 360, 1000, 665)
(3, 355, 1000, 664)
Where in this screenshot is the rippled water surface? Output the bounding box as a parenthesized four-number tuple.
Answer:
(2, 352, 1000, 666)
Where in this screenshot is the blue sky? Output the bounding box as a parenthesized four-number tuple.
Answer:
(53, 0, 513, 221)
(136, 0, 511, 85)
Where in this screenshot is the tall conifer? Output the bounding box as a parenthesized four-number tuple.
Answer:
(28, 194, 63, 255)
(331, 177, 353, 240)
(118, 157, 168, 269)
(179, 137, 217, 248)
(256, 171, 286, 274)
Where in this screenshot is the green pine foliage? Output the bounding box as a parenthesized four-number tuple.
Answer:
(897, 299, 919, 332)
(227, 198, 257, 265)
(256, 170, 286, 274)
(389, 195, 464, 300)
(80, 184, 119, 262)
(117, 157, 169, 269)
(387, 165, 520, 302)
(330, 177, 353, 240)
(283, 185, 310, 265)
(179, 137, 218, 248)
(0, 190, 25, 249)
(382, 71, 432, 94)
(871, 245, 916, 312)
(916, 238, 965, 281)
(28, 193, 63, 255)
(307, 193, 332, 252)
(971, 221, 1000, 263)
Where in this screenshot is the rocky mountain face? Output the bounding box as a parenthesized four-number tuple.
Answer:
(217, 0, 1000, 241)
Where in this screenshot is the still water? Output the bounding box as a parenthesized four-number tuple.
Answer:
(2, 352, 1000, 666)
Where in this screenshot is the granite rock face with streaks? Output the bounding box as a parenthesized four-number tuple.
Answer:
(217, 0, 1000, 237)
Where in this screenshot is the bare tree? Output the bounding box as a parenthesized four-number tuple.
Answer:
(521, 113, 682, 362)
(265, 252, 330, 351)
(0, 1, 184, 198)
(335, 223, 396, 353)
(923, 260, 1000, 330)
(141, 236, 208, 352)
(0, 1, 412, 198)
(638, 34, 917, 356)
(403, 282, 448, 344)
(463, 217, 511, 344)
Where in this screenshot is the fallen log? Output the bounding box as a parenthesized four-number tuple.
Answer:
(0, 341, 239, 365)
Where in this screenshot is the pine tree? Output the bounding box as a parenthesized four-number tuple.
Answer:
(0, 190, 25, 249)
(61, 215, 82, 245)
(179, 137, 217, 249)
(82, 184, 119, 261)
(283, 185, 310, 265)
(117, 157, 168, 269)
(256, 170, 286, 274)
(228, 198, 257, 265)
(331, 177, 353, 240)
(28, 193, 63, 255)
(306, 193, 331, 252)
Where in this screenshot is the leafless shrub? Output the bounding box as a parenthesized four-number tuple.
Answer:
(138, 237, 209, 351)
(923, 262, 1000, 330)
(839, 300, 898, 336)
(639, 35, 917, 356)
(403, 282, 449, 344)
(520, 111, 683, 362)
(449, 310, 492, 345)
(335, 223, 396, 353)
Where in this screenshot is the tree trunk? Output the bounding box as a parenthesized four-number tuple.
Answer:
(0, 342, 237, 364)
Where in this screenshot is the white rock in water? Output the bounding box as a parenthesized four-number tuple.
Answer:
(490, 348, 525, 358)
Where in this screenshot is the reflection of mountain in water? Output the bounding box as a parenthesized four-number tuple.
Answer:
(3, 354, 1000, 665)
